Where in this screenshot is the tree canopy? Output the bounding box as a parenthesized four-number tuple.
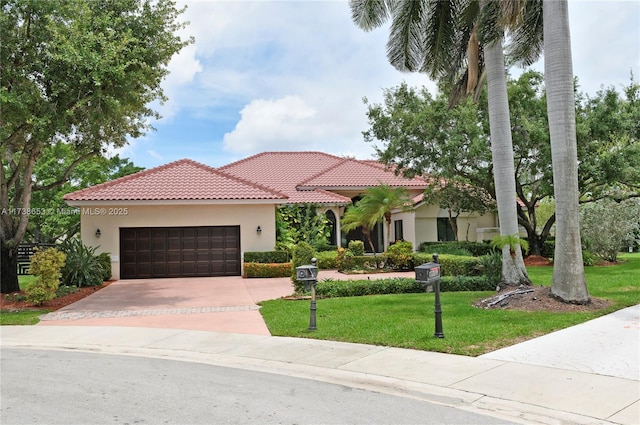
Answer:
(1, 0, 192, 293)
(363, 71, 640, 255)
(28, 143, 144, 244)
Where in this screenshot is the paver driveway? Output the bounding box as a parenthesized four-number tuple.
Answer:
(38, 276, 295, 335)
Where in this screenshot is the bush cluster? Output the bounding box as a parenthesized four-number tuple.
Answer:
(315, 275, 492, 298)
(61, 239, 108, 287)
(25, 247, 66, 305)
(336, 247, 383, 272)
(244, 251, 290, 263)
(419, 241, 494, 257)
(383, 241, 414, 270)
(348, 240, 365, 256)
(316, 278, 423, 297)
(244, 262, 292, 278)
(314, 250, 338, 269)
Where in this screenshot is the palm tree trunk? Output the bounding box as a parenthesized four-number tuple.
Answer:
(484, 38, 531, 287)
(543, 0, 589, 303)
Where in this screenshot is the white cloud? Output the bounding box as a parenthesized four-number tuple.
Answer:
(222, 95, 318, 153)
(129, 0, 638, 170)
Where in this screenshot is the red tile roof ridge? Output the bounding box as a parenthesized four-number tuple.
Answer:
(296, 157, 352, 187)
(218, 151, 344, 171)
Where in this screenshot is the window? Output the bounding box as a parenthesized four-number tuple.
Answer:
(394, 220, 404, 241)
(437, 218, 456, 241)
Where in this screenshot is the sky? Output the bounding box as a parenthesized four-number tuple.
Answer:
(116, 0, 640, 170)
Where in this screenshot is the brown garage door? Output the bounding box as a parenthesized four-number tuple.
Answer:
(120, 226, 240, 279)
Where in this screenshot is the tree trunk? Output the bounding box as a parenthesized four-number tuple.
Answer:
(1, 244, 20, 294)
(484, 38, 531, 287)
(544, 0, 589, 303)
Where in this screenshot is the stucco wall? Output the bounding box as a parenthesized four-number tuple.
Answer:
(413, 204, 497, 245)
(76, 203, 277, 280)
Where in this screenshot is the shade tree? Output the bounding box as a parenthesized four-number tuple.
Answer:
(1, 0, 192, 293)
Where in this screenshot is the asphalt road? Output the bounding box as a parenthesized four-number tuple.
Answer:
(1, 348, 516, 425)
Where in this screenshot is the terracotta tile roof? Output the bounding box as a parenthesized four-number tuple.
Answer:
(298, 157, 429, 190)
(219, 152, 353, 205)
(63, 159, 287, 202)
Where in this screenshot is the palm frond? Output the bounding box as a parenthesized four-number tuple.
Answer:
(387, 0, 426, 72)
(505, 0, 543, 66)
(420, 0, 460, 77)
(349, 0, 391, 31)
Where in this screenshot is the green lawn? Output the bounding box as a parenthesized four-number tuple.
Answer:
(0, 275, 46, 326)
(260, 253, 640, 356)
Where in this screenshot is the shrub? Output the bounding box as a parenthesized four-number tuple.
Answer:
(582, 250, 596, 266)
(475, 251, 502, 287)
(414, 253, 481, 277)
(97, 252, 112, 281)
(336, 248, 383, 272)
(314, 250, 338, 269)
(384, 241, 414, 270)
(291, 241, 316, 293)
(26, 247, 66, 305)
(315, 275, 492, 297)
(348, 240, 365, 256)
(542, 240, 555, 258)
(244, 251, 290, 263)
(440, 276, 493, 292)
(336, 247, 354, 271)
(244, 262, 293, 278)
(419, 241, 492, 256)
(490, 234, 529, 256)
(580, 198, 640, 262)
(61, 239, 107, 287)
(316, 278, 424, 297)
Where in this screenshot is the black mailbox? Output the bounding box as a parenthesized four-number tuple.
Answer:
(414, 254, 444, 338)
(296, 258, 319, 331)
(415, 262, 441, 291)
(296, 264, 318, 292)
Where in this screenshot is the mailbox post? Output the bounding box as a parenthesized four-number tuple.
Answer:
(296, 258, 318, 331)
(414, 253, 445, 338)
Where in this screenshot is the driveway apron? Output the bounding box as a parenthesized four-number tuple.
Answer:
(38, 277, 296, 335)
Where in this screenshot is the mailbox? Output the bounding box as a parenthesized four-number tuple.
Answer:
(415, 262, 441, 291)
(296, 263, 318, 292)
(296, 258, 319, 330)
(414, 254, 445, 338)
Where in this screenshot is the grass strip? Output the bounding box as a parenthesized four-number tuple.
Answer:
(260, 253, 640, 356)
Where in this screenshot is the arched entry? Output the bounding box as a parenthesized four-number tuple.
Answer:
(325, 210, 337, 246)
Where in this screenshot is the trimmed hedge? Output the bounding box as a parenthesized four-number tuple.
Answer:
(316, 278, 424, 297)
(414, 253, 481, 277)
(440, 276, 493, 292)
(314, 275, 492, 298)
(244, 251, 290, 263)
(419, 241, 494, 257)
(244, 262, 292, 278)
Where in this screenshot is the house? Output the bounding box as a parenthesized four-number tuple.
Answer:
(64, 152, 498, 280)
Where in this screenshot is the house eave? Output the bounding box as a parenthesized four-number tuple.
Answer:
(65, 199, 286, 207)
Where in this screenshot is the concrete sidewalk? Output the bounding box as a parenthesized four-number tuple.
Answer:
(5, 273, 640, 424)
(1, 324, 638, 425)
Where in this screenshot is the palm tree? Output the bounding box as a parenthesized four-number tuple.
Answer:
(484, 37, 530, 285)
(543, 0, 589, 303)
(341, 184, 412, 252)
(355, 184, 412, 249)
(350, 0, 532, 285)
(341, 203, 377, 254)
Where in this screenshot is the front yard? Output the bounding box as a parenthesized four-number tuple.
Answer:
(259, 253, 640, 356)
